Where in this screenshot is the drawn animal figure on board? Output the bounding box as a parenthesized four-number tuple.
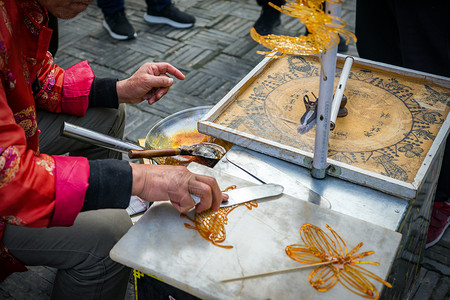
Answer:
(372, 154, 408, 181)
(385, 78, 411, 92)
(287, 56, 319, 77)
(398, 143, 424, 158)
(422, 85, 450, 107)
(421, 111, 444, 125)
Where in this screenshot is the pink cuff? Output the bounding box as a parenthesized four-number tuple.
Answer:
(61, 60, 94, 117)
(49, 156, 90, 227)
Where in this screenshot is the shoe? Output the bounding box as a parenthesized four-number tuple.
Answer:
(337, 34, 349, 53)
(426, 200, 450, 248)
(144, 4, 195, 29)
(253, 6, 281, 35)
(103, 10, 137, 40)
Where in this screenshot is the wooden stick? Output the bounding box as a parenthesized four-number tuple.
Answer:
(221, 260, 336, 283)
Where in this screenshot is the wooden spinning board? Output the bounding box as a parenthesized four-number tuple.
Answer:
(199, 55, 450, 199)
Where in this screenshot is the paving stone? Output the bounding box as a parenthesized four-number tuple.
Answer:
(412, 270, 440, 300)
(164, 27, 201, 42)
(58, 8, 100, 34)
(431, 276, 450, 300)
(0, 289, 11, 299)
(242, 44, 271, 66)
(145, 89, 205, 112)
(52, 53, 84, 70)
(86, 62, 128, 80)
(409, 266, 428, 299)
(164, 44, 219, 69)
(201, 53, 255, 82)
(27, 266, 56, 283)
(223, 35, 260, 58)
(213, 14, 255, 38)
(422, 256, 450, 277)
(175, 70, 236, 104)
(57, 29, 89, 52)
(125, 103, 141, 120)
(132, 93, 200, 123)
(124, 107, 164, 143)
(126, 33, 178, 58)
(185, 29, 238, 51)
(1, 270, 52, 300)
(176, 70, 228, 99)
(425, 243, 450, 267)
(135, 21, 178, 38)
(229, 3, 260, 21)
(194, 0, 241, 19)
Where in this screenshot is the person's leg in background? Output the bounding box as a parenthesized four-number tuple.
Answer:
(144, 0, 195, 29)
(355, 0, 402, 66)
(355, 0, 403, 66)
(356, 0, 450, 77)
(427, 138, 450, 248)
(253, 0, 285, 36)
(3, 209, 133, 300)
(355, 0, 450, 248)
(98, 0, 137, 40)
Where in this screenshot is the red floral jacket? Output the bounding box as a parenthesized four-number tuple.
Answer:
(0, 0, 95, 279)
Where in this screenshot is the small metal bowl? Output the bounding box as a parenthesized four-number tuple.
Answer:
(145, 106, 231, 166)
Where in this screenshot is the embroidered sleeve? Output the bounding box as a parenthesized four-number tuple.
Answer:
(35, 52, 94, 117)
(0, 81, 88, 228)
(0, 85, 53, 226)
(35, 51, 64, 113)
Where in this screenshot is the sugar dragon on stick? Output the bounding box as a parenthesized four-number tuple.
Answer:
(251, 0, 356, 57)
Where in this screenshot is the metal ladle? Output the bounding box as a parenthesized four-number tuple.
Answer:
(61, 122, 226, 161)
(128, 143, 226, 160)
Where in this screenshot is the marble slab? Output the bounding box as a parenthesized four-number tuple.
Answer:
(111, 163, 402, 300)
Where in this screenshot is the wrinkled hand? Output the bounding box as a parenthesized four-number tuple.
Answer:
(116, 62, 185, 105)
(130, 163, 228, 213)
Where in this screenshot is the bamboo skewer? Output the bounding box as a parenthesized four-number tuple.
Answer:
(221, 260, 337, 283)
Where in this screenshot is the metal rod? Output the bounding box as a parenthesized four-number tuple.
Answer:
(224, 156, 266, 184)
(330, 56, 354, 130)
(311, 1, 341, 179)
(61, 122, 144, 154)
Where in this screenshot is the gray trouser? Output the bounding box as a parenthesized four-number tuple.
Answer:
(38, 105, 126, 160)
(3, 105, 133, 300)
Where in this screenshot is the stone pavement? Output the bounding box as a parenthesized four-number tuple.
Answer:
(1, 0, 449, 299)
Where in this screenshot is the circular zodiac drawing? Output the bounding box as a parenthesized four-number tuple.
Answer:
(216, 56, 449, 183)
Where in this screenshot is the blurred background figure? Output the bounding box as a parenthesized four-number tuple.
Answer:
(355, 0, 450, 248)
(253, 0, 285, 35)
(253, 1, 348, 52)
(99, 0, 195, 40)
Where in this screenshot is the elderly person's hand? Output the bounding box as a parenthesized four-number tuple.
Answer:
(116, 62, 185, 105)
(130, 163, 228, 213)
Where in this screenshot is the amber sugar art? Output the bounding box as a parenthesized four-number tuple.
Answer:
(286, 224, 392, 299)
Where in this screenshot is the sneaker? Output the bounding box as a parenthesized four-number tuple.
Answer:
(426, 200, 450, 248)
(144, 4, 195, 29)
(103, 10, 137, 40)
(253, 6, 281, 35)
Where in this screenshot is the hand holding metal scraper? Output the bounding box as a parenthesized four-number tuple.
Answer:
(192, 184, 284, 208)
